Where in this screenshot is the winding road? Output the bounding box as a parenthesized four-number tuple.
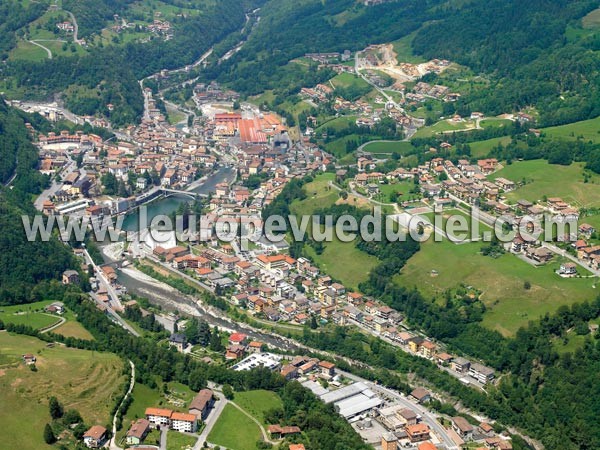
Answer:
(28, 40, 52, 59)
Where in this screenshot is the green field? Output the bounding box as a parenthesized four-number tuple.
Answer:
(167, 430, 198, 450)
(208, 403, 262, 450)
(480, 118, 512, 129)
(290, 172, 338, 216)
(330, 72, 371, 91)
(373, 181, 421, 203)
(290, 173, 380, 289)
(361, 140, 414, 155)
(0, 301, 62, 330)
(412, 119, 473, 138)
(0, 300, 94, 340)
(303, 234, 379, 290)
(541, 115, 600, 142)
(317, 115, 358, 133)
(0, 332, 125, 450)
(9, 40, 49, 61)
(233, 390, 283, 426)
(395, 239, 597, 336)
(489, 159, 600, 207)
(468, 136, 514, 158)
(392, 32, 427, 64)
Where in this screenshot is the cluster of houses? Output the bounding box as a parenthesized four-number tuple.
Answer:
(81, 389, 215, 447)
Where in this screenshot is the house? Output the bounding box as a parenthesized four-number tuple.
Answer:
(247, 341, 263, 354)
(579, 223, 596, 237)
(280, 364, 299, 380)
(451, 357, 471, 373)
(146, 407, 173, 426)
(83, 425, 108, 448)
(62, 269, 80, 285)
(126, 418, 150, 445)
(559, 262, 577, 276)
(22, 354, 36, 365)
(479, 422, 495, 437)
(420, 341, 436, 358)
(405, 423, 430, 442)
(398, 408, 418, 426)
(289, 445, 306, 450)
(410, 387, 431, 403)
(318, 360, 336, 377)
(267, 425, 301, 439)
(225, 344, 246, 360)
(526, 246, 553, 263)
(189, 389, 214, 420)
(170, 412, 197, 432)
(228, 332, 248, 346)
(452, 416, 474, 440)
(169, 333, 187, 352)
(435, 353, 453, 365)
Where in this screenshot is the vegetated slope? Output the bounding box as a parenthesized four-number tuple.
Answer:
(3, 0, 261, 126)
(214, 0, 600, 126)
(412, 0, 600, 125)
(0, 99, 77, 305)
(207, 0, 445, 95)
(0, 0, 48, 59)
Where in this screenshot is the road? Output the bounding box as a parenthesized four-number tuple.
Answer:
(28, 40, 52, 59)
(83, 248, 125, 311)
(195, 389, 226, 448)
(39, 315, 67, 334)
(342, 369, 459, 450)
(64, 10, 81, 45)
(109, 360, 135, 450)
(34, 156, 78, 210)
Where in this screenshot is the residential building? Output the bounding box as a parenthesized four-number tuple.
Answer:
(145, 407, 173, 426)
(452, 416, 474, 440)
(381, 432, 398, 450)
(189, 389, 214, 420)
(170, 412, 197, 432)
(406, 423, 430, 442)
(469, 362, 495, 384)
(126, 418, 150, 445)
(83, 425, 107, 448)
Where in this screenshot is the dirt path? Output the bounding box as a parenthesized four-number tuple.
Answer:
(28, 40, 52, 59)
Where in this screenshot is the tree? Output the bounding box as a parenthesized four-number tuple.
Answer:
(310, 315, 318, 329)
(49, 396, 63, 419)
(222, 384, 234, 400)
(524, 280, 531, 290)
(43, 424, 56, 444)
(209, 326, 223, 352)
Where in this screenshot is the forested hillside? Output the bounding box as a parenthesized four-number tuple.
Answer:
(211, 0, 600, 126)
(0, 99, 76, 305)
(2, 0, 260, 126)
(412, 0, 600, 125)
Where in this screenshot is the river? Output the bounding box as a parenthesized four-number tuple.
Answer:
(120, 166, 236, 232)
